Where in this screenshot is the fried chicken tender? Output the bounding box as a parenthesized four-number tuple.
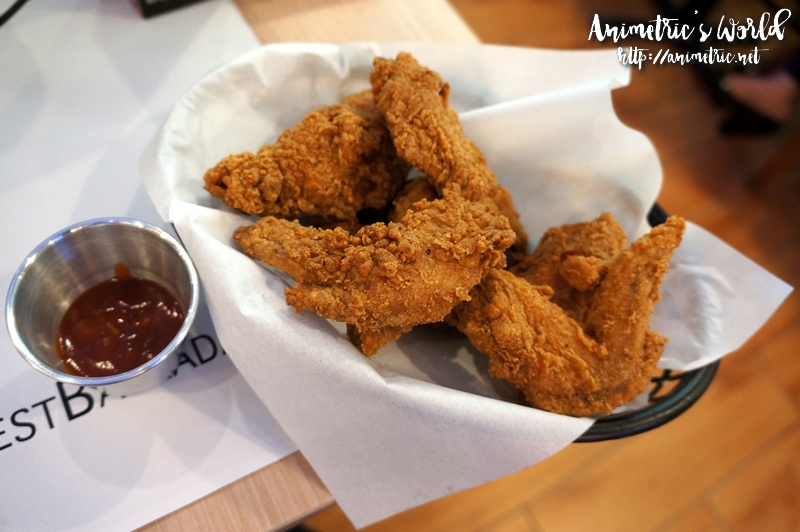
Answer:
(204, 90, 410, 224)
(511, 212, 627, 321)
(234, 184, 516, 355)
(573, 216, 685, 415)
(449, 270, 603, 399)
(450, 216, 685, 416)
(371, 53, 528, 255)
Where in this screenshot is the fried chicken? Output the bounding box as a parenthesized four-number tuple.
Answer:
(346, 323, 407, 356)
(573, 216, 685, 415)
(449, 269, 603, 400)
(450, 216, 685, 416)
(204, 90, 410, 224)
(511, 212, 627, 321)
(234, 184, 516, 355)
(212, 52, 686, 418)
(371, 53, 528, 255)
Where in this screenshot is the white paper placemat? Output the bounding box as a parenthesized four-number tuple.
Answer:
(0, 2, 297, 531)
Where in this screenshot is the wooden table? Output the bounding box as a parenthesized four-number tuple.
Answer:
(139, 1, 477, 530)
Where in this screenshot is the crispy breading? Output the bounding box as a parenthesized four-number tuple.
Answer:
(204, 90, 410, 224)
(371, 53, 528, 255)
(234, 184, 515, 354)
(346, 324, 407, 356)
(511, 212, 627, 321)
(450, 216, 685, 416)
(448, 269, 602, 399)
(571, 216, 685, 413)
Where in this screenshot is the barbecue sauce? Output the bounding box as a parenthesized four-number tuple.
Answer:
(55, 264, 185, 377)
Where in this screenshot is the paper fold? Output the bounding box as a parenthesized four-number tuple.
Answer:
(141, 43, 792, 527)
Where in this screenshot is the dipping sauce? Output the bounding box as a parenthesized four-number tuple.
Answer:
(55, 264, 185, 377)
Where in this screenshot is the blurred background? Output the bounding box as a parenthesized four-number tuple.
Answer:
(298, 0, 800, 531)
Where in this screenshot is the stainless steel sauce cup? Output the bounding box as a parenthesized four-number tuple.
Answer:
(5, 218, 199, 395)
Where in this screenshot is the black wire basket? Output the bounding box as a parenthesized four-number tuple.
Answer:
(576, 362, 719, 442)
(576, 204, 719, 442)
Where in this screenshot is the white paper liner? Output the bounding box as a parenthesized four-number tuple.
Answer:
(140, 43, 793, 528)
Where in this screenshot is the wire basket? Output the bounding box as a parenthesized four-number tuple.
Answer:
(576, 204, 719, 442)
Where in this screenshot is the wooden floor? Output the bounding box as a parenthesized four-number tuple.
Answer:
(302, 1, 800, 531)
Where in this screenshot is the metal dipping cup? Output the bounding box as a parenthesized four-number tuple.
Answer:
(5, 218, 199, 395)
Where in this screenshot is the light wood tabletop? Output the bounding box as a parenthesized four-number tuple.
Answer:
(138, 1, 476, 530)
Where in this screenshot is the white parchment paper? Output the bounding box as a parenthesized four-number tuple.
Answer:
(140, 43, 793, 527)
